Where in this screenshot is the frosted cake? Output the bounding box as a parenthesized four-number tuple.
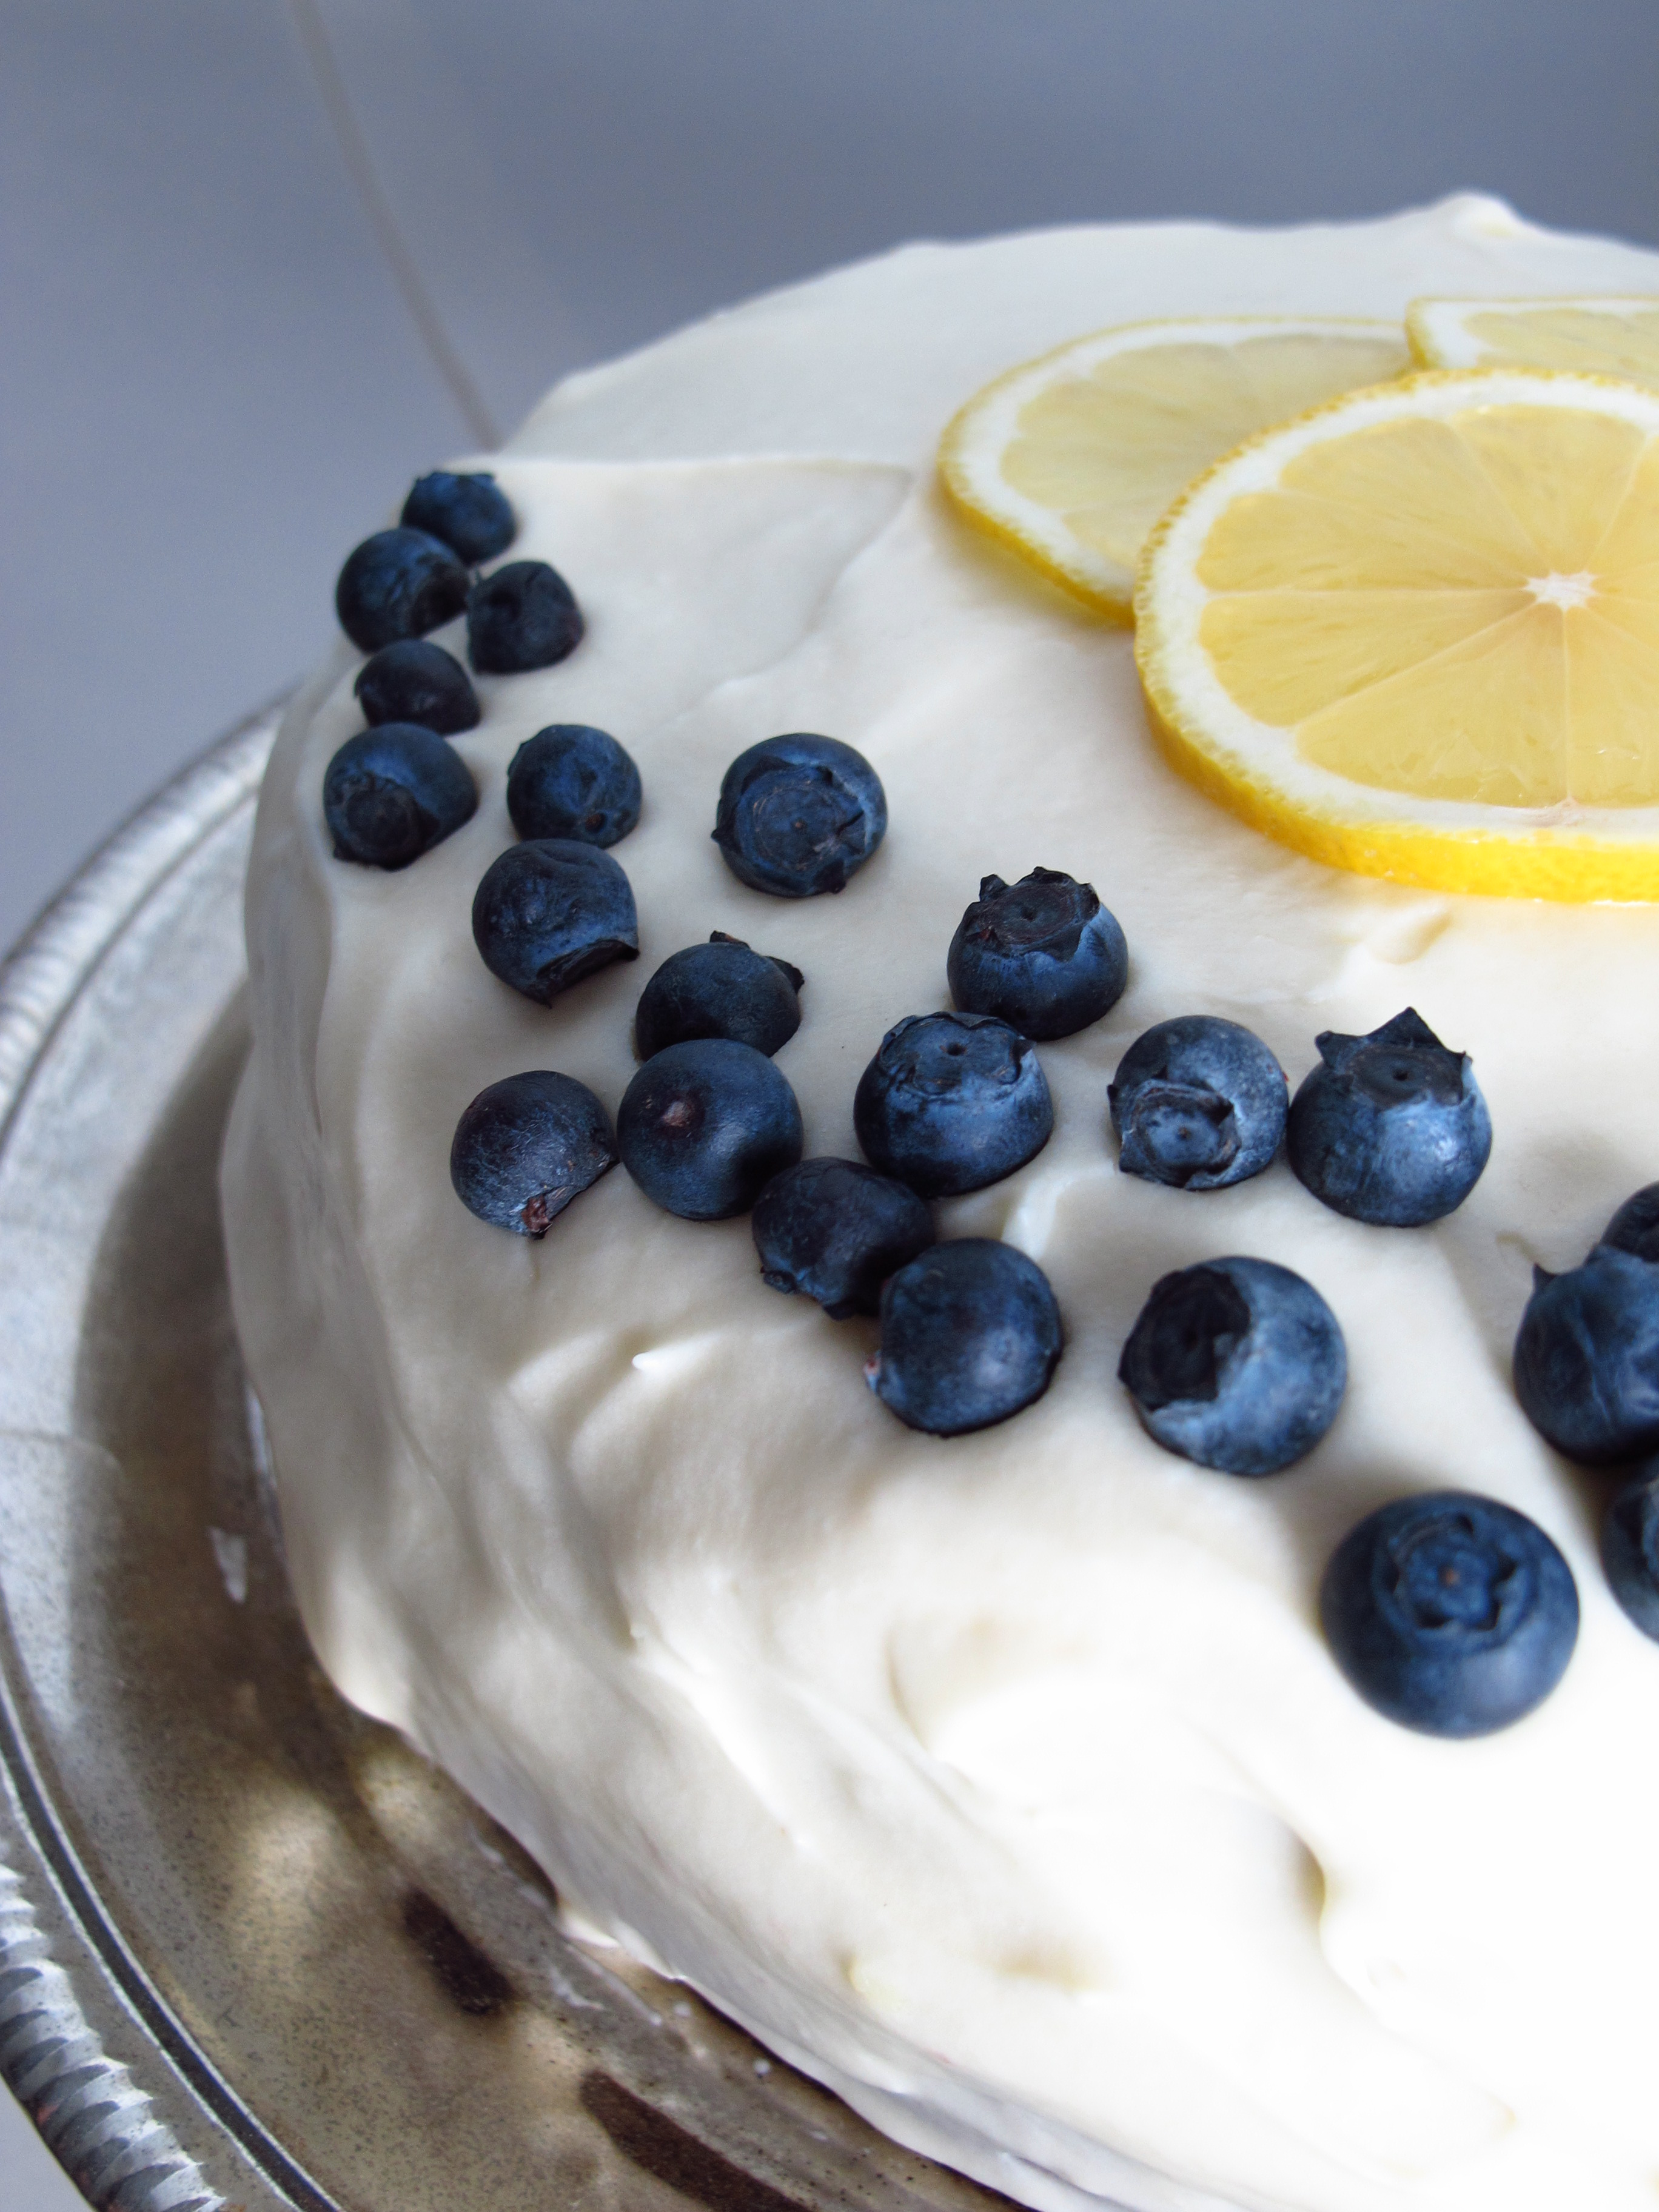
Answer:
(222, 198, 1659, 2212)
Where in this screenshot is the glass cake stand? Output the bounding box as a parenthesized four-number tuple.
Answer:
(0, 712, 1024, 2212)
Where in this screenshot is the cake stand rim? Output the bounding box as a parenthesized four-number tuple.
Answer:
(0, 699, 340, 2212)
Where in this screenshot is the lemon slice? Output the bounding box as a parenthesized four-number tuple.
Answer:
(1135, 368, 1659, 901)
(939, 318, 1409, 618)
(1408, 296, 1659, 390)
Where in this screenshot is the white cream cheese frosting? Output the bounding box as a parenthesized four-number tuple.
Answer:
(221, 198, 1659, 2212)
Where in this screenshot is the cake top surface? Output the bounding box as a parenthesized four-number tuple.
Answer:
(515, 194, 1659, 465)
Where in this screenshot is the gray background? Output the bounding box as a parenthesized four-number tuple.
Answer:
(1, 1, 1656, 2199)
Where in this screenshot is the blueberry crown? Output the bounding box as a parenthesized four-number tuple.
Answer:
(1313, 1006, 1469, 1106)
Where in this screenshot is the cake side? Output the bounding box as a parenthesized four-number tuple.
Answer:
(223, 203, 1659, 2212)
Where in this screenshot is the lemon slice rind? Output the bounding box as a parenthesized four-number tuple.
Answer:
(1407, 295, 1659, 387)
(1135, 366, 1659, 903)
(939, 315, 1407, 621)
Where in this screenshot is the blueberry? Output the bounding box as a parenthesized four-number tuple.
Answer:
(1321, 1492, 1579, 1736)
(1602, 1469, 1659, 1641)
(854, 1011, 1053, 1199)
(712, 734, 886, 897)
(354, 639, 480, 736)
(634, 934, 803, 1062)
(401, 471, 516, 566)
(506, 725, 642, 847)
(948, 868, 1127, 1041)
(752, 1158, 935, 1318)
(1109, 1016, 1287, 1190)
(866, 1239, 1063, 1436)
(1601, 1183, 1659, 1262)
(472, 840, 638, 1005)
(1118, 1256, 1345, 1475)
(618, 1039, 803, 1221)
(468, 560, 584, 674)
(1513, 1245, 1659, 1465)
(323, 724, 477, 870)
(450, 1071, 617, 1237)
(1287, 1008, 1490, 1227)
(335, 528, 471, 654)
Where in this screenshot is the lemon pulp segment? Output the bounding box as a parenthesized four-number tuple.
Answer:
(1408, 296, 1659, 390)
(939, 319, 1408, 616)
(1135, 369, 1659, 900)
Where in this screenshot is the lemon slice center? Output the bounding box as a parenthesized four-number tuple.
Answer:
(1526, 570, 1597, 610)
(1193, 397, 1659, 811)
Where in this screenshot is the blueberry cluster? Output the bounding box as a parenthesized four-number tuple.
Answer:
(316, 475, 1607, 1743)
(325, 475, 540, 871)
(1511, 1180, 1659, 1648)
(1108, 1005, 1492, 1222)
(1099, 1004, 1589, 1735)
(446, 830, 1106, 1436)
(324, 469, 592, 871)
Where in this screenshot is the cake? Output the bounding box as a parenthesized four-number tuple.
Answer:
(221, 197, 1659, 2212)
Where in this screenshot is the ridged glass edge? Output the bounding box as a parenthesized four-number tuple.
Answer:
(0, 706, 292, 2210)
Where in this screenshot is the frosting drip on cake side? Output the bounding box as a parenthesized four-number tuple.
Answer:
(223, 201, 1659, 2212)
